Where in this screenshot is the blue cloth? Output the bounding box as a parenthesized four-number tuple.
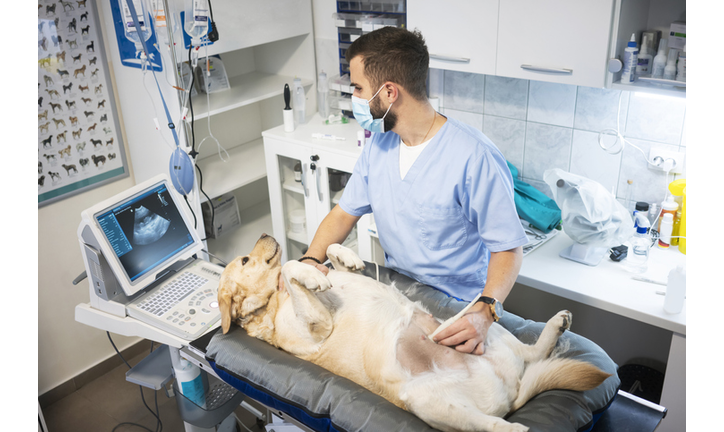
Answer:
(339, 117, 528, 301)
(506, 161, 562, 233)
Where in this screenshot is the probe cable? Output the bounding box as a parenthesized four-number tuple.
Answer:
(107, 332, 163, 432)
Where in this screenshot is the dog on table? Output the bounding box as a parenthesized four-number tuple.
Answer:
(218, 235, 610, 432)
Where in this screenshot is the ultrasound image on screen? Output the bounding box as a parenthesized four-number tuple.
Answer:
(96, 184, 195, 282)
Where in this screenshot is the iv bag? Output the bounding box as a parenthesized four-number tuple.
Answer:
(120, 0, 153, 50)
(184, 0, 210, 45)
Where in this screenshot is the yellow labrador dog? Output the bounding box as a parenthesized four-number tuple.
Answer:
(219, 234, 610, 432)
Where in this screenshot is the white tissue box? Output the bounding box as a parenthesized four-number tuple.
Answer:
(668, 22, 686, 50)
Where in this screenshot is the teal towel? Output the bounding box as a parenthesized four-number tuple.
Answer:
(507, 161, 561, 233)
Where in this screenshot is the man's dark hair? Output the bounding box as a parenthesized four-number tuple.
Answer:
(345, 27, 429, 101)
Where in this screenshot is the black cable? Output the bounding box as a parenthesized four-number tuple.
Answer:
(207, 0, 219, 42)
(187, 46, 198, 159)
(184, 195, 198, 229)
(196, 164, 214, 240)
(107, 332, 163, 432)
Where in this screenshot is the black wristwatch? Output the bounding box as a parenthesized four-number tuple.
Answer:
(476, 296, 503, 322)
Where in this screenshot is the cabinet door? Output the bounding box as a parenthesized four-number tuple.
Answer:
(408, 0, 498, 76)
(264, 139, 316, 263)
(310, 151, 363, 257)
(496, 0, 615, 88)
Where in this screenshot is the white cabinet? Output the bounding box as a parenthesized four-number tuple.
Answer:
(262, 113, 376, 264)
(607, 0, 686, 97)
(408, 0, 498, 76)
(496, 0, 615, 88)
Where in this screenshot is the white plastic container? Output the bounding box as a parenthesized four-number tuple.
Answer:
(621, 34, 638, 84)
(289, 209, 306, 233)
(663, 49, 678, 80)
(293, 77, 306, 125)
(663, 265, 686, 314)
(317, 71, 330, 119)
(651, 38, 668, 79)
(636, 35, 653, 77)
(657, 213, 674, 249)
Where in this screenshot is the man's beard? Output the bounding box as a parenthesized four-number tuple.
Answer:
(370, 96, 397, 132)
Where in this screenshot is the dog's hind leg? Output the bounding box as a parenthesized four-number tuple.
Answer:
(401, 370, 529, 432)
(326, 243, 365, 273)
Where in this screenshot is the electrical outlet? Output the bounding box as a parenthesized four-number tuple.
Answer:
(648, 148, 685, 174)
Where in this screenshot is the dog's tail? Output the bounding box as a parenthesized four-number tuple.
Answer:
(511, 358, 611, 412)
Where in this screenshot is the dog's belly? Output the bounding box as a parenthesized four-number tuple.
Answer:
(396, 311, 469, 375)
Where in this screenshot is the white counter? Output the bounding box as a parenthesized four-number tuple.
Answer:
(518, 231, 686, 335)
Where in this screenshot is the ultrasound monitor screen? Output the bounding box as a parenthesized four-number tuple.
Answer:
(95, 183, 195, 282)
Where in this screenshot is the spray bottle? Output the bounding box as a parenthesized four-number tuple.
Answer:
(636, 35, 653, 77)
(621, 33, 639, 84)
(651, 38, 668, 78)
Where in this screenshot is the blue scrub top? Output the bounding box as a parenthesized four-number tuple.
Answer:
(339, 117, 528, 301)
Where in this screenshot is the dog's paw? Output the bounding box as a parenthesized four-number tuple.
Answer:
(284, 261, 332, 292)
(548, 310, 572, 334)
(327, 243, 365, 272)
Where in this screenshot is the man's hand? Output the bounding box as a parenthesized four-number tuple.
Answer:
(432, 302, 494, 355)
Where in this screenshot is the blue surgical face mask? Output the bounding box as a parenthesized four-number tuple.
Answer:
(351, 84, 393, 133)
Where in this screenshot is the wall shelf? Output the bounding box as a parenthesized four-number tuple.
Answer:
(196, 138, 266, 201)
(189, 72, 313, 120)
(610, 80, 686, 98)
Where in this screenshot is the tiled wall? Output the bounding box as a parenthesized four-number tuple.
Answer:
(428, 69, 687, 210)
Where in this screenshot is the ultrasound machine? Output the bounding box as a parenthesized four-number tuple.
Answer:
(75, 174, 224, 346)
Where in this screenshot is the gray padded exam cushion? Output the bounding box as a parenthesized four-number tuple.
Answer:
(206, 263, 620, 432)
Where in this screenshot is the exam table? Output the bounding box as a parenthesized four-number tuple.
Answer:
(184, 263, 666, 432)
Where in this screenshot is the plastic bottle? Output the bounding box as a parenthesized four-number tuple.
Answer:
(636, 35, 653, 77)
(657, 213, 674, 249)
(663, 48, 678, 80)
(668, 179, 686, 254)
(663, 265, 686, 314)
(671, 209, 682, 246)
(293, 77, 306, 125)
(634, 201, 649, 220)
(317, 71, 330, 119)
(621, 33, 639, 84)
(651, 38, 668, 78)
(625, 213, 651, 273)
(658, 195, 679, 231)
(676, 44, 686, 82)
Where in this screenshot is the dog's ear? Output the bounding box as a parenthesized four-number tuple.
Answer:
(218, 287, 233, 334)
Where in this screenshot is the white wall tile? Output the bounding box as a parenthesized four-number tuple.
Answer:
(443, 70, 484, 113)
(483, 76, 528, 120)
(574, 87, 630, 133)
(527, 81, 577, 127)
(483, 115, 526, 175)
(616, 137, 679, 205)
(569, 130, 623, 196)
(442, 108, 483, 131)
(624, 93, 686, 145)
(523, 123, 573, 181)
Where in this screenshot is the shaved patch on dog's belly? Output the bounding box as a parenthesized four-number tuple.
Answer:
(396, 312, 467, 375)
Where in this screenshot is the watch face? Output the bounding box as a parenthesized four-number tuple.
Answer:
(494, 302, 504, 319)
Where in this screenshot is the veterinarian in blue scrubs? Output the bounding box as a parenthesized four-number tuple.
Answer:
(301, 27, 528, 356)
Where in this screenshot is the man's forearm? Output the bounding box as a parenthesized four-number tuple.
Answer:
(481, 246, 523, 303)
(304, 205, 361, 262)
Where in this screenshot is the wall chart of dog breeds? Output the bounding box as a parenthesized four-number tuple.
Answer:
(38, 0, 128, 207)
